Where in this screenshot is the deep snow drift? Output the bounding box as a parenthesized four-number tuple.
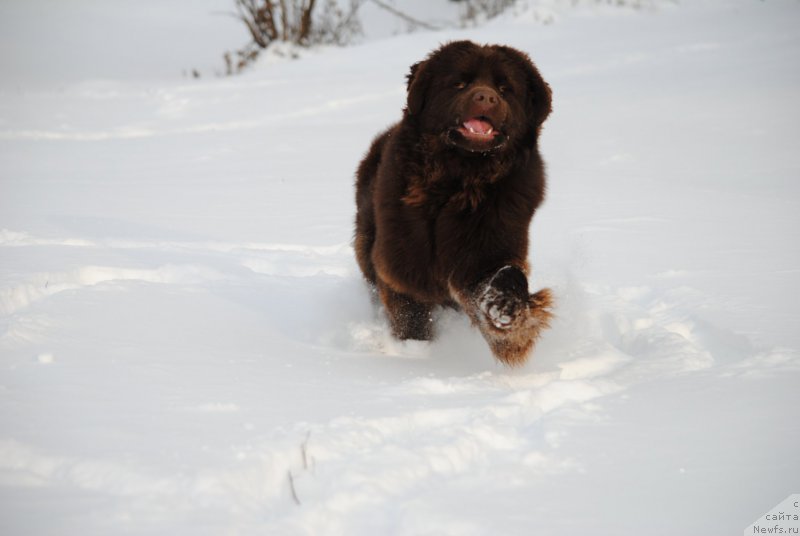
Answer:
(1, 1, 799, 534)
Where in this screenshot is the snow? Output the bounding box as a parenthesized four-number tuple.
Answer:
(1, 1, 799, 534)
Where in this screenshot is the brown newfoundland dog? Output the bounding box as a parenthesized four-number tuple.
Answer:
(354, 41, 553, 366)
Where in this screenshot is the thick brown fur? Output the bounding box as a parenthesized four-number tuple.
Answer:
(354, 41, 553, 366)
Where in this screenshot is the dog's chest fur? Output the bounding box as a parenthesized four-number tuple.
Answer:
(401, 135, 517, 213)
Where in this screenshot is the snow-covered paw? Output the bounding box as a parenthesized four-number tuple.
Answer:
(477, 266, 529, 331)
(470, 266, 554, 366)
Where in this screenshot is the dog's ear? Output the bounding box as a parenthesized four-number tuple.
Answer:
(405, 60, 431, 116)
(493, 46, 552, 136)
(529, 76, 552, 130)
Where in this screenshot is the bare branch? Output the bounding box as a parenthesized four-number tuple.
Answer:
(298, 0, 317, 44)
(288, 470, 301, 505)
(300, 431, 311, 470)
(224, 0, 365, 75)
(279, 0, 289, 41)
(368, 0, 441, 31)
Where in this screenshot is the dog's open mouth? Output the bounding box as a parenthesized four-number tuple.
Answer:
(448, 116, 506, 152)
(457, 117, 496, 141)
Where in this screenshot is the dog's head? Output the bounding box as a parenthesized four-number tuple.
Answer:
(405, 41, 552, 153)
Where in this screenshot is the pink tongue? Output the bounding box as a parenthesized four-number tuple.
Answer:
(463, 118, 493, 134)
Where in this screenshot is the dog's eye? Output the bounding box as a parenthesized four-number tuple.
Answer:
(455, 81, 468, 90)
(497, 84, 510, 95)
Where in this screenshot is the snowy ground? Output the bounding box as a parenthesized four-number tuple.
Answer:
(1, 1, 799, 534)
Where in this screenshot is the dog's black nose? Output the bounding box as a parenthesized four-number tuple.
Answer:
(472, 87, 499, 107)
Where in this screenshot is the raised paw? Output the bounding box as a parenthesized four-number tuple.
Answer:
(476, 266, 529, 330)
(470, 266, 553, 366)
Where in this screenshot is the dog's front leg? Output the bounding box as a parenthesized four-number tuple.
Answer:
(451, 265, 553, 366)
